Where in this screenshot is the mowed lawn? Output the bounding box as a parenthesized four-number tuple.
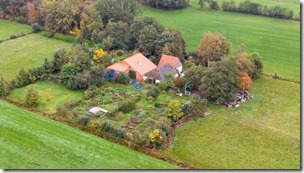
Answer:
(8, 81, 83, 113)
(0, 19, 32, 41)
(163, 77, 300, 169)
(142, 7, 300, 81)
(0, 101, 179, 169)
(0, 33, 71, 81)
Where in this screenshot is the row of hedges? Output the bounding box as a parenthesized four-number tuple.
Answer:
(221, 0, 296, 20)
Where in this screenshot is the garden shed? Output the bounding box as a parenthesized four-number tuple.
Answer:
(89, 107, 108, 116)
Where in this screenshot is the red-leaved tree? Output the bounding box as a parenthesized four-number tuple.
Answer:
(240, 72, 252, 92)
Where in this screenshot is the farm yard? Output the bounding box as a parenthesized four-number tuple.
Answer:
(142, 5, 300, 82)
(0, 101, 179, 169)
(162, 76, 300, 169)
(0, 0, 300, 170)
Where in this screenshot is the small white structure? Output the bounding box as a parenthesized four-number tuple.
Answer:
(89, 107, 108, 117)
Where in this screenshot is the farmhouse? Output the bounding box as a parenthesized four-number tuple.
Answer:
(106, 53, 157, 82)
(158, 54, 183, 74)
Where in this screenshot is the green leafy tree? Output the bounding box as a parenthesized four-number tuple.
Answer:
(250, 53, 264, 79)
(60, 63, 81, 90)
(138, 25, 159, 58)
(25, 86, 39, 107)
(89, 65, 105, 87)
(166, 99, 183, 121)
(200, 59, 241, 103)
(0, 75, 10, 97)
(183, 65, 207, 91)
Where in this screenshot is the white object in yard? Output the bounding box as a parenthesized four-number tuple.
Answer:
(235, 104, 240, 108)
(89, 107, 108, 116)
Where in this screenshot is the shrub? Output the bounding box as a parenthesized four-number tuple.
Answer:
(10, 35, 17, 39)
(87, 120, 101, 130)
(210, 1, 220, 10)
(32, 23, 42, 33)
(222, 0, 237, 11)
(166, 99, 183, 121)
(155, 117, 171, 134)
(25, 86, 39, 107)
(146, 85, 159, 99)
(182, 101, 192, 115)
(79, 116, 90, 126)
(115, 72, 129, 85)
(119, 100, 136, 113)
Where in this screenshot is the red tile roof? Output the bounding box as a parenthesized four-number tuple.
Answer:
(106, 61, 129, 73)
(124, 53, 157, 75)
(158, 54, 182, 69)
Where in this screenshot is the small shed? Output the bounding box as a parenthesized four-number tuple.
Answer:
(89, 107, 108, 117)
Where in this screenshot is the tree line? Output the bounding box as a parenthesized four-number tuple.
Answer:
(221, 0, 296, 20)
(139, 0, 190, 10)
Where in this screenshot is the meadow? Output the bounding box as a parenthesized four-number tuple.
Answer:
(0, 101, 179, 169)
(142, 6, 300, 81)
(163, 76, 300, 169)
(0, 19, 32, 41)
(0, 21, 71, 81)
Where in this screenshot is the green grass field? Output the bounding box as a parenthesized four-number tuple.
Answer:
(142, 6, 300, 81)
(163, 77, 300, 169)
(0, 19, 33, 41)
(0, 101, 179, 169)
(0, 33, 71, 81)
(189, 0, 300, 15)
(8, 81, 83, 113)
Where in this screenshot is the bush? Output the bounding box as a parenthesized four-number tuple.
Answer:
(25, 86, 39, 107)
(87, 120, 101, 130)
(210, 1, 220, 10)
(146, 85, 159, 99)
(222, 0, 237, 11)
(79, 116, 90, 126)
(155, 117, 171, 134)
(115, 72, 129, 84)
(119, 100, 136, 113)
(32, 23, 42, 33)
(182, 101, 192, 115)
(10, 35, 17, 39)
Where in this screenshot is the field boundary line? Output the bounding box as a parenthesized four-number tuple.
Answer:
(0, 32, 33, 44)
(262, 74, 300, 84)
(1, 97, 196, 169)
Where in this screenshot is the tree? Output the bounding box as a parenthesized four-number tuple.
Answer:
(25, 86, 39, 107)
(80, 4, 103, 40)
(138, 25, 159, 58)
(183, 65, 207, 91)
(250, 53, 264, 79)
(148, 129, 164, 149)
(197, 32, 231, 66)
(89, 65, 105, 87)
(130, 16, 164, 41)
(52, 49, 68, 72)
(200, 59, 241, 103)
(60, 63, 81, 90)
(239, 72, 252, 92)
(37, 0, 84, 33)
(0, 75, 10, 97)
(235, 46, 254, 78)
(157, 28, 186, 60)
(96, 0, 140, 25)
(166, 99, 183, 121)
(159, 74, 176, 92)
(104, 21, 133, 50)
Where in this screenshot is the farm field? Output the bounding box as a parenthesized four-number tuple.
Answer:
(8, 81, 83, 113)
(163, 77, 300, 169)
(0, 101, 179, 169)
(0, 19, 32, 41)
(0, 32, 71, 81)
(142, 6, 300, 81)
(189, 0, 300, 15)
